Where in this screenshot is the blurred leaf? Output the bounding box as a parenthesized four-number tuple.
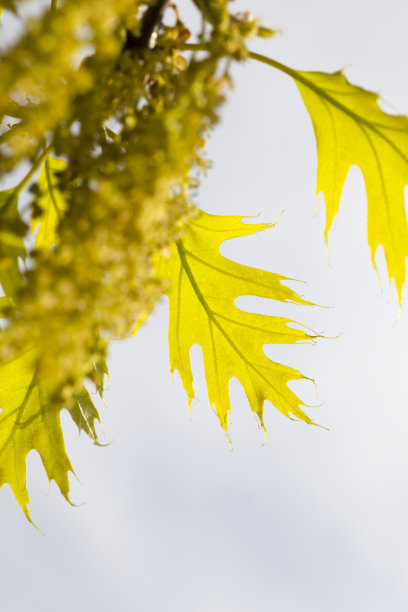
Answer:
(0, 295, 13, 316)
(69, 389, 100, 442)
(31, 157, 67, 251)
(0, 188, 26, 298)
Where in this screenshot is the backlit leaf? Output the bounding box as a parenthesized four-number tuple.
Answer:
(0, 349, 101, 521)
(0, 350, 73, 522)
(153, 211, 319, 435)
(250, 53, 408, 299)
(294, 69, 408, 299)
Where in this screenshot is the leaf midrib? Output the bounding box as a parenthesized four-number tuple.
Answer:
(175, 240, 297, 402)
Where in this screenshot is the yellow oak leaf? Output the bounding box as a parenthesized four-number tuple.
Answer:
(0, 350, 73, 522)
(250, 54, 408, 300)
(295, 69, 408, 299)
(153, 211, 319, 435)
(0, 350, 101, 522)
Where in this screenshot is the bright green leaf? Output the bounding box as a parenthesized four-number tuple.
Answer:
(152, 211, 319, 436)
(31, 157, 67, 251)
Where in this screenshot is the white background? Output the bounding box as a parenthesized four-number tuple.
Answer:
(2, 1, 408, 610)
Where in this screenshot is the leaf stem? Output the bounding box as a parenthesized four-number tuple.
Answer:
(15, 144, 53, 195)
(0, 122, 25, 146)
(0, 144, 53, 217)
(247, 52, 302, 80)
(177, 43, 208, 52)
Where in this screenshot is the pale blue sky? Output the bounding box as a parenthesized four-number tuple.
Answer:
(1, 1, 408, 611)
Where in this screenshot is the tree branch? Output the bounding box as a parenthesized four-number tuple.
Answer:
(123, 0, 171, 51)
